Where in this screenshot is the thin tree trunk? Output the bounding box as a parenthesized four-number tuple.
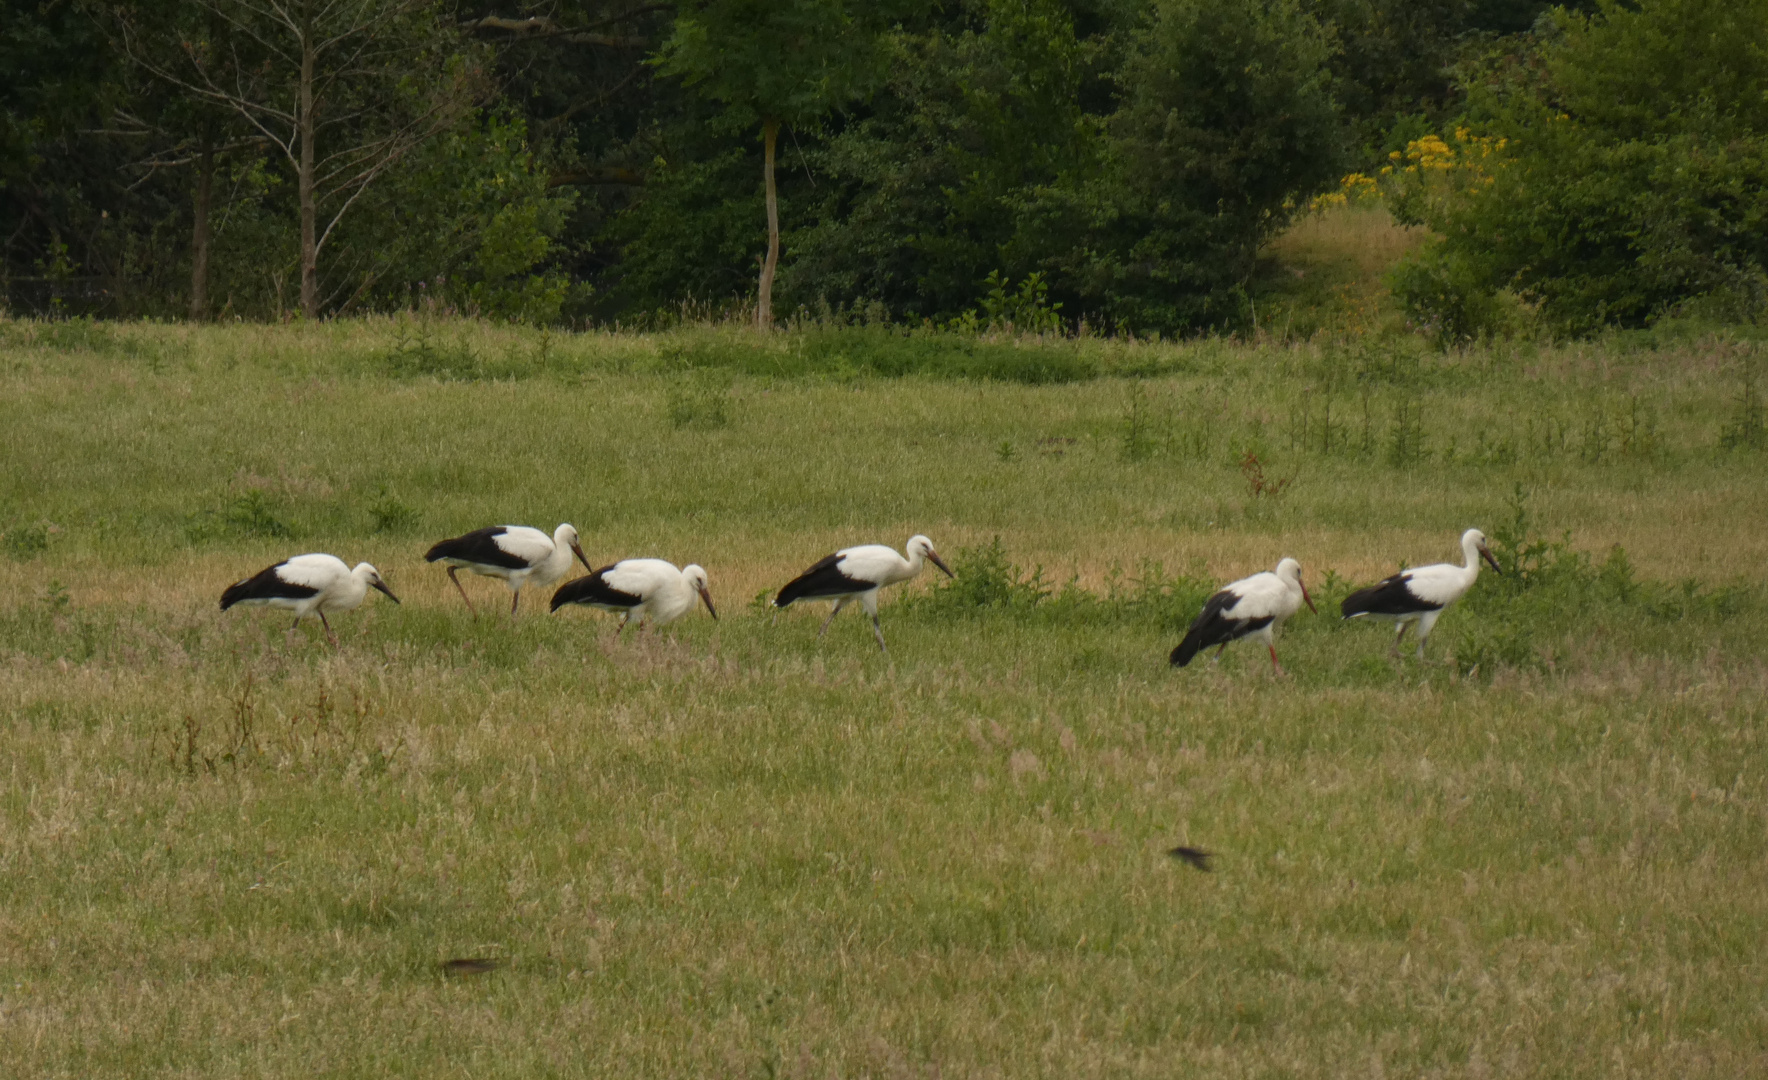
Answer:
(757, 117, 780, 331)
(189, 140, 214, 321)
(298, 9, 318, 319)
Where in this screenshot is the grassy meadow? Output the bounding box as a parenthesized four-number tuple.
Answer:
(2, 303, 1767, 1076)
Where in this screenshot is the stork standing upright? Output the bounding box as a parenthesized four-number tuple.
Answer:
(1170, 557, 1315, 673)
(220, 554, 399, 644)
(550, 559, 717, 635)
(1340, 528, 1502, 660)
(423, 523, 591, 619)
(772, 535, 953, 652)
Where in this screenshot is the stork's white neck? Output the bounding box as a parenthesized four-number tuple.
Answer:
(902, 546, 924, 576)
(1460, 533, 1484, 580)
(534, 527, 577, 584)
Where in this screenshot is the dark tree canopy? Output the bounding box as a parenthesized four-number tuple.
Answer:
(1, 0, 1747, 336)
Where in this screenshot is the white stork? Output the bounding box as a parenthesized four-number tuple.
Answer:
(220, 554, 399, 643)
(424, 523, 591, 619)
(1340, 527, 1501, 660)
(550, 559, 717, 634)
(772, 534, 953, 652)
(1170, 557, 1315, 673)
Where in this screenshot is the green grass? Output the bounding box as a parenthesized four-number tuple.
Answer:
(2, 317, 1766, 1077)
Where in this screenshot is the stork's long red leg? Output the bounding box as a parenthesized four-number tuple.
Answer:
(448, 567, 479, 619)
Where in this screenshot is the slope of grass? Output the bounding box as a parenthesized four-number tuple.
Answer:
(1, 320, 1765, 1077)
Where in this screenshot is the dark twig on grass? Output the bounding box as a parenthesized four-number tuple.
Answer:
(441, 958, 504, 977)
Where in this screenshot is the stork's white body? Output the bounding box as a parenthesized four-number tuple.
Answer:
(425, 523, 590, 618)
(220, 554, 399, 643)
(772, 535, 953, 652)
(551, 558, 716, 632)
(1340, 528, 1501, 659)
(1171, 558, 1314, 671)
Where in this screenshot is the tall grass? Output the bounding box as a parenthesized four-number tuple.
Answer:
(1, 318, 1765, 1077)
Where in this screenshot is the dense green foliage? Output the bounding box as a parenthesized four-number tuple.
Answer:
(1392, 0, 1768, 337)
(4, 0, 1760, 336)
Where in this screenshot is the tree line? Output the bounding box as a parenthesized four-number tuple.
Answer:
(4, 0, 1759, 336)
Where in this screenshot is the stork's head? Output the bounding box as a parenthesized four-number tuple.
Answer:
(1463, 528, 1501, 573)
(682, 564, 717, 619)
(354, 562, 400, 603)
(556, 523, 593, 572)
(908, 535, 954, 578)
(1275, 557, 1316, 614)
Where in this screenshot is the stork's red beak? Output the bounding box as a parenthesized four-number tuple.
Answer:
(699, 585, 718, 620)
(571, 541, 593, 572)
(1301, 581, 1317, 614)
(1481, 546, 1502, 574)
(929, 550, 954, 578)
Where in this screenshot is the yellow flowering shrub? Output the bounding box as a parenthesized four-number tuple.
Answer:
(1307, 129, 1509, 219)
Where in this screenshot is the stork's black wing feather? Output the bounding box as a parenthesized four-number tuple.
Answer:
(773, 553, 868, 607)
(551, 567, 644, 612)
(424, 526, 530, 570)
(1169, 589, 1273, 667)
(1340, 572, 1440, 618)
(220, 562, 318, 610)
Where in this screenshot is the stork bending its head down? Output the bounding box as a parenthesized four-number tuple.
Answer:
(1340, 528, 1501, 660)
(551, 559, 716, 635)
(220, 554, 399, 644)
(1170, 557, 1315, 673)
(772, 534, 953, 652)
(424, 523, 591, 620)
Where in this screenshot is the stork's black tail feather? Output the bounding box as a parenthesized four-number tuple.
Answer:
(1170, 589, 1238, 667)
(1338, 584, 1382, 619)
(1169, 627, 1208, 668)
(219, 564, 302, 611)
(550, 568, 638, 612)
(773, 553, 845, 608)
(423, 534, 476, 563)
(219, 578, 254, 611)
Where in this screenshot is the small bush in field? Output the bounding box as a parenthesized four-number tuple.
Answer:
(187, 491, 293, 543)
(368, 490, 420, 534)
(665, 371, 732, 429)
(2, 520, 50, 559)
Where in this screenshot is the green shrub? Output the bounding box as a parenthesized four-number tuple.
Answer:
(188, 491, 294, 544)
(653, 327, 1096, 385)
(1389, 243, 1520, 348)
(665, 370, 733, 429)
(2, 520, 50, 560)
(368, 490, 420, 535)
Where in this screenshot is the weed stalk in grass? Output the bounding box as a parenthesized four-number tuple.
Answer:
(1238, 451, 1294, 499)
(1385, 395, 1427, 466)
(1720, 351, 1765, 450)
(1121, 381, 1155, 461)
(666, 370, 733, 429)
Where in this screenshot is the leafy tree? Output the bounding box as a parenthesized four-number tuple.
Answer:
(657, 0, 903, 328)
(135, 0, 483, 318)
(1053, 0, 1342, 330)
(0, 0, 129, 310)
(1392, 0, 1768, 336)
(782, 0, 1120, 321)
